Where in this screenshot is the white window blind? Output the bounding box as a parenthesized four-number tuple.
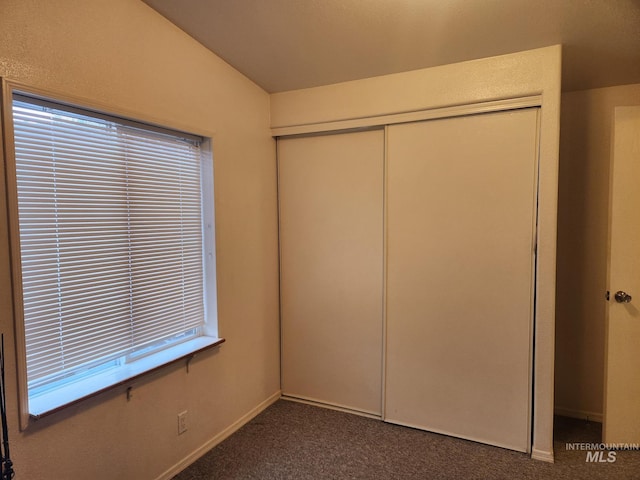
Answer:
(12, 94, 209, 396)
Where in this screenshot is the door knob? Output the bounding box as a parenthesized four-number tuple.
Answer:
(614, 291, 632, 303)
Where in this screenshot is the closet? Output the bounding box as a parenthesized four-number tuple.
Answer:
(278, 107, 539, 452)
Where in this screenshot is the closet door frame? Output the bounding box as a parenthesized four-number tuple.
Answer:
(275, 93, 556, 461)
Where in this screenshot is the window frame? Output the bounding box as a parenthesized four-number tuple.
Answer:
(1, 79, 223, 429)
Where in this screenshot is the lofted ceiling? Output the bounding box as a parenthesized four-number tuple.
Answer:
(143, 0, 640, 93)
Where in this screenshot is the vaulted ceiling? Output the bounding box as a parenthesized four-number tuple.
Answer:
(143, 0, 640, 93)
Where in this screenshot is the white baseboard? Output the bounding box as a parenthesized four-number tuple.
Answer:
(156, 390, 281, 480)
(531, 448, 555, 463)
(554, 406, 603, 423)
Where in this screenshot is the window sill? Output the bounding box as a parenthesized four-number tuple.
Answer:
(28, 336, 225, 419)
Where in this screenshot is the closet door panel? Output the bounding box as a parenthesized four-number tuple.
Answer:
(279, 129, 384, 415)
(385, 109, 539, 451)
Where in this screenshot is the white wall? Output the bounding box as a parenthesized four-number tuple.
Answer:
(555, 83, 640, 421)
(0, 1, 280, 479)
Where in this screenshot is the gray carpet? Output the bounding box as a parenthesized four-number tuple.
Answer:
(172, 400, 640, 479)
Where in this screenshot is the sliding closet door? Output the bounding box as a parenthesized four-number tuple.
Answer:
(385, 109, 539, 451)
(279, 129, 384, 415)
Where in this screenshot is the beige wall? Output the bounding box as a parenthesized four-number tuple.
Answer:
(0, 1, 280, 479)
(555, 83, 640, 421)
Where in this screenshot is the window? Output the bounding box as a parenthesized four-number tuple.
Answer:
(6, 89, 222, 420)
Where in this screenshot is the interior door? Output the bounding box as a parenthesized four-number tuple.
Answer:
(384, 108, 539, 452)
(278, 129, 384, 415)
(604, 106, 640, 443)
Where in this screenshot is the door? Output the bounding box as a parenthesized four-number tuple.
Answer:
(384, 108, 539, 452)
(278, 129, 384, 415)
(604, 106, 640, 443)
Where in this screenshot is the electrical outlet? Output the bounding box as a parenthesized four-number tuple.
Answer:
(178, 411, 188, 435)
